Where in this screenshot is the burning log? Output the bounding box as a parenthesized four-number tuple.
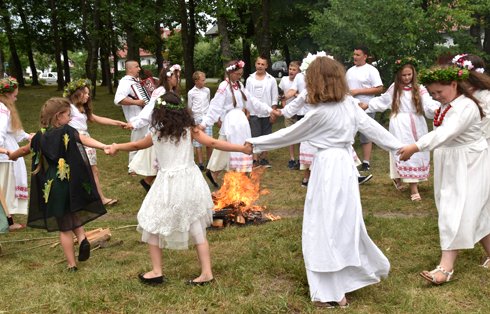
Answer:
(211, 169, 280, 227)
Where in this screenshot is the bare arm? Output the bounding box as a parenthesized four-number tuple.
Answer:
(79, 134, 107, 150)
(350, 85, 384, 97)
(8, 143, 31, 161)
(191, 127, 251, 154)
(90, 113, 128, 128)
(118, 97, 145, 107)
(107, 134, 153, 156)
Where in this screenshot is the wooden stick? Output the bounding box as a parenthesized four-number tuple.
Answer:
(114, 224, 137, 230)
(0, 236, 59, 244)
(0, 241, 58, 257)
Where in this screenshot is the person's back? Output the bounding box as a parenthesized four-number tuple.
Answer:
(151, 128, 195, 171)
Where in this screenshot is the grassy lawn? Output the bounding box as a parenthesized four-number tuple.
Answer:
(1, 85, 489, 313)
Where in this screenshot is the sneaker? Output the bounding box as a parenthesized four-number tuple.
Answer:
(198, 163, 205, 171)
(259, 159, 272, 168)
(294, 160, 300, 170)
(360, 162, 370, 171)
(288, 160, 296, 170)
(358, 174, 373, 185)
(301, 179, 308, 187)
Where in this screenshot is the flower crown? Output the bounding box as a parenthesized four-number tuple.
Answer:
(169, 64, 181, 72)
(418, 66, 469, 85)
(451, 53, 485, 73)
(63, 79, 91, 97)
(225, 60, 245, 72)
(393, 56, 420, 74)
(300, 51, 334, 73)
(154, 95, 186, 110)
(0, 77, 18, 95)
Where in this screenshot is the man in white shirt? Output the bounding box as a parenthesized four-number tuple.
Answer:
(346, 46, 383, 173)
(246, 56, 279, 167)
(114, 60, 149, 171)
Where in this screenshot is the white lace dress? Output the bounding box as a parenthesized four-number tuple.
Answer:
(136, 128, 214, 250)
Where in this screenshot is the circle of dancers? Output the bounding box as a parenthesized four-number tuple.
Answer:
(1, 51, 490, 309)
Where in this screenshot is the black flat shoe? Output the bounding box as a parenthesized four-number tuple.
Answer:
(78, 238, 91, 262)
(186, 278, 214, 286)
(205, 170, 219, 188)
(67, 266, 78, 272)
(138, 273, 166, 285)
(140, 179, 151, 192)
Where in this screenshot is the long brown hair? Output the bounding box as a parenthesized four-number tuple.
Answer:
(69, 86, 93, 119)
(156, 66, 180, 95)
(0, 89, 23, 131)
(391, 64, 423, 116)
(306, 57, 348, 105)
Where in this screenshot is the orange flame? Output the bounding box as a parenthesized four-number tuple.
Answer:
(212, 168, 267, 212)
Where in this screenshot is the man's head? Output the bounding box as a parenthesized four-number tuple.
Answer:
(255, 56, 268, 75)
(353, 46, 369, 66)
(125, 60, 141, 77)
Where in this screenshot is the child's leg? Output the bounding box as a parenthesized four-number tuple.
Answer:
(479, 233, 490, 257)
(197, 147, 203, 164)
(60, 231, 77, 267)
(205, 146, 213, 161)
(91, 165, 110, 204)
(430, 250, 458, 281)
(409, 183, 420, 196)
(289, 144, 295, 161)
(192, 239, 213, 282)
(142, 243, 163, 278)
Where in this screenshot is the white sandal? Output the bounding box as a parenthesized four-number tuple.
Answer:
(411, 193, 422, 202)
(481, 257, 490, 268)
(419, 265, 454, 285)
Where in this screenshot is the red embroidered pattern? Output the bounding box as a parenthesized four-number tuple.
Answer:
(433, 105, 452, 127)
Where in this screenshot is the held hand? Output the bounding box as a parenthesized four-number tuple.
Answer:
(7, 150, 18, 161)
(269, 114, 277, 124)
(397, 144, 419, 161)
(28, 133, 36, 141)
(123, 122, 134, 130)
(243, 142, 253, 155)
(358, 102, 368, 110)
(105, 143, 118, 156)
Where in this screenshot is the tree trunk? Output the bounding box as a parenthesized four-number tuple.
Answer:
(88, 0, 101, 98)
(483, 15, 490, 57)
(0, 48, 4, 77)
(49, 0, 64, 90)
(100, 44, 113, 94)
(0, 0, 25, 86)
(16, 1, 39, 85)
(154, 0, 164, 73)
(62, 34, 71, 83)
(469, 14, 482, 50)
(283, 44, 291, 66)
(256, 0, 272, 71)
(217, 4, 232, 65)
(178, 0, 196, 92)
(126, 26, 140, 62)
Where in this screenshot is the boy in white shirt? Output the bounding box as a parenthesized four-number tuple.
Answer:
(188, 71, 212, 170)
(246, 56, 279, 167)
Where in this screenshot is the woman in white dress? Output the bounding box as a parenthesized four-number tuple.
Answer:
(0, 77, 30, 229)
(65, 80, 128, 206)
(399, 66, 490, 284)
(362, 58, 439, 201)
(199, 60, 277, 187)
(107, 92, 251, 285)
(247, 56, 403, 307)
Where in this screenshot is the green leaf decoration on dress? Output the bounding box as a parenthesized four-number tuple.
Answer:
(43, 179, 53, 203)
(82, 182, 92, 195)
(63, 133, 70, 151)
(40, 128, 46, 134)
(33, 151, 40, 166)
(57, 158, 70, 181)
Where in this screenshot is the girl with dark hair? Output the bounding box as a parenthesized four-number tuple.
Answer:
(107, 92, 251, 285)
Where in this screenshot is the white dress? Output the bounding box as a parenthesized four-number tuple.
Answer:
(415, 95, 490, 250)
(201, 80, 272, 172)
(474, 89, 490, 144)
(0, 102, 29, 214)
(247, 97, 402, 303)
(128, 86, 166, 176)
(136, 128, 214, 250)
(367, 84, 439, 182)
(68, 104, 97, 165)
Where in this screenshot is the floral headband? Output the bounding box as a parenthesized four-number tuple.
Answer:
(393, 56, 420, 74)
(63, 79, 91, 97)
(226, 60, 245, 72)
(300, 51, 334, 73)
(154, 94, 186, 110)
(418, 66, 469, 85)
(169, 64, 181, 72)
(0, 77, 18, 95)
(452, 54, 485, 73)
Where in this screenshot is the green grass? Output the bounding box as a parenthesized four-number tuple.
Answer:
(1, 86, 489, 313)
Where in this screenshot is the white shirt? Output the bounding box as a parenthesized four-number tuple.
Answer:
(114, 75, 144, 122)
(346, 63, 383, 104)
(245, 72, 278, 117)
(69, 104, 88, 132)
(187, 86, 211, 121)
(279, 76, 295, 106)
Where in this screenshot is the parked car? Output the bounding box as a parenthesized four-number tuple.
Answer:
(39, 72, 58, 85)
(271, 61, 288, 78)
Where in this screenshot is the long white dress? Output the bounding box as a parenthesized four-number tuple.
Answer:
(201, 80, 272, 172)
(136, 128, 214, 250)
(415, 95, 490, 250)
(474, 89, 490, 144)
(247, 97, 402, 303)
(367, 84, 439, 182)
(0, 102, 29, 215)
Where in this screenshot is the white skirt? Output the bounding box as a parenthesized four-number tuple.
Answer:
(128, 147, 158, 176)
